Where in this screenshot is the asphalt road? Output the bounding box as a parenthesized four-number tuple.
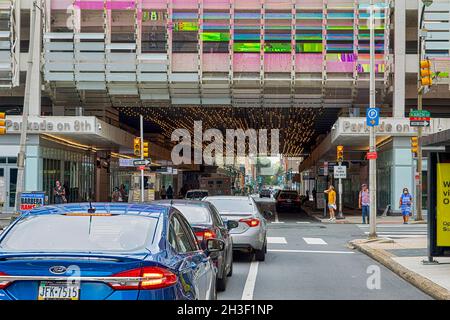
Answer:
(218, 199, 431, 300)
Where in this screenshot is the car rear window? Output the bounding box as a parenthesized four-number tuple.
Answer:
(207, 199, 254, 214)
(173, 205, 211, 224)
(279, 192, 298, 199)
(186, 191, 208, 199)
(0, 214, 158, 253)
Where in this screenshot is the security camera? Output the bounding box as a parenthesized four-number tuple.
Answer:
(332, 124, 337, 130)
(98, 124, 102, 131)
(438, 126, 443, 132)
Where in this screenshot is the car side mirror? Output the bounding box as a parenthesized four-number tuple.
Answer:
(205, 239, 225, 256)
(227, 220, 239, 230)
(263, 210, 273, 219)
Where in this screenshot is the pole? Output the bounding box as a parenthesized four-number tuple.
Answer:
(416, 2, 426, 222)
(368, 0, 377, 239)
(13, 1, 38, 218)
(338, 162, 343, 219)
(140, 115, 144, 203)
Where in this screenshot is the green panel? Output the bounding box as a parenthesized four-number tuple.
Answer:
(264, 43, 292, 52)
(200, 32, 230, 42)
(296, 35, 323, 41)
(233, 43, 261, 52)
(174, 22, 199, 31)
(296, 43, 323, 53)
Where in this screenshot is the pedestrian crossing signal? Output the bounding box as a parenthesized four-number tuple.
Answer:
(0, 112, 5, 135)
(134, 138, 141, 157)
(411, 137, 419, 155)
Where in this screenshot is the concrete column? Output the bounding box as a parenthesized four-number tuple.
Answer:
(390, 136, 413, 212)
(24, 136, 43, 192)
(28, 0, 43, 116)
(393, 0, 406, 118)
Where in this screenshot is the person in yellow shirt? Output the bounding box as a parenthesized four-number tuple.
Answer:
(324, 185, 337, 222)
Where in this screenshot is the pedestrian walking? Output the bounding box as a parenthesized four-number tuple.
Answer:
(54, 180, 66, 204)
(160, 185, 167, 199)
(167, 185, 174, 199)
(359, 184, 370, 224)
(112, 187, 123, 202)
(399, 188, 413, 224)
(324, 185, 337, 222)
(119, 184, 128, 202)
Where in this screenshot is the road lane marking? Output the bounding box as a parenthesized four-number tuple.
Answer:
(268, 249, 354, 254)
(267, 237, 287, 244)
(363, 233, 426, 238)
(241, 261, 259, 300)
(274, 210, 280, 223)
(303, 237, 327, 245)
(297, 221, 310, 224)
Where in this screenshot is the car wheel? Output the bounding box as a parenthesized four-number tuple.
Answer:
(216, 275, 227, 292)
(255, 242, 266, 262)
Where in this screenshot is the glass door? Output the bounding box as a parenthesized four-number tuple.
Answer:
(8, 168, 18, 212)
(0, 166, 18, 213)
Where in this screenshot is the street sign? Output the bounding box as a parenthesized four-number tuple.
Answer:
(367, 152, 378, 160)
(119, 159, 135, 167)
(366, 108, 380, 127)
(409, 109, 431, 127)
(133, 159, 151, 167)
(333, 166, 347, 179)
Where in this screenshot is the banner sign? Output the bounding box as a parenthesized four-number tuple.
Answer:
(437, 163, 450, 246)
(20, 192, 46, 214)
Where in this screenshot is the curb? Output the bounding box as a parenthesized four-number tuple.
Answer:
(349, 239, 450, 300)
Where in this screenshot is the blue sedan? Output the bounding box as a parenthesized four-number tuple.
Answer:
(0, 203, 224, 300)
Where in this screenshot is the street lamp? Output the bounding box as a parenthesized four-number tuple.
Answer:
(415, 0, 433, 222)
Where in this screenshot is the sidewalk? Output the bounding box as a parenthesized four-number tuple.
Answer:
(349, 237, 450, 300)
(303, 205, 427, 224)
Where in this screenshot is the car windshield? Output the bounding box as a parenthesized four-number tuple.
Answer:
(279, 192, 298, 199)
(173, 205, 211, 224)
(186, 191, 208, 199)
(0, 214, 158, 253)
(207, 199, 254, 214)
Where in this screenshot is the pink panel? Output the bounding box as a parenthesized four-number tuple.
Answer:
(264, 54, 291, 73)
(265, 0, 291, 10)
(235, 0, 261, 10)
(234, 54, 260, 72)
(326, 61, 355, 73)
(204, 0, 230, 9)
(203, 54, 229, 72)
(296, 54, 323, 73)
(52, 0, 73, 9)
(142, 0, 166, 9)
(173, 0, 197, 9)
(172, 53, 198, 72)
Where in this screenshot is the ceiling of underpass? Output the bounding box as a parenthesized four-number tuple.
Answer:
(118, 106, 341, 156)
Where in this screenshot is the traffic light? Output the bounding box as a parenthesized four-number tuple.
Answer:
(336, 145, 344, 162)
(134, 138, 141, 157)
(143, 141, 149, 158)
(0, 112, 5, 135)
(411, 137, 419, 155)
(420, 59, 433, 87)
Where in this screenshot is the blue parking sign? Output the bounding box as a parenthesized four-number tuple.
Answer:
(366, 108, 380, 127)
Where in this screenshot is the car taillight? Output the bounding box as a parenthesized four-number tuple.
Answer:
(109, 267, 177, 290)
(195, 230, 217, 241)
(240, 218, 260, 227)
(0, 272, 11, 289)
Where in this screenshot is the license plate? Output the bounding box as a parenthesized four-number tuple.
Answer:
(286, 199, 292, 203)
(38, 281, 80, 300)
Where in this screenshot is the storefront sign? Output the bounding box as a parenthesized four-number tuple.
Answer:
(19, 192, 46, 214)
(5, 117, 96, 134)
(367, 152, 378, 160)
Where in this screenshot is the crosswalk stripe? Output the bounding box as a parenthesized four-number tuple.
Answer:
(296, 221, 311, 224)
(267, 237, 287, 244)
(303, 237, 327, 245)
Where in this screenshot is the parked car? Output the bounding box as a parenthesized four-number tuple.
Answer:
(259, 189, 271, 198)
(203, 196, 271, 261)
(0, 203, 224, 300)
(185, 189, 209, 200)
(275, 190, 302, 212)
(153, 200, 237, 291)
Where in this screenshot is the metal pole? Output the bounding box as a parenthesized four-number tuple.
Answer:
(13, 1, 38, 217)
(416, 2, 426, 222)
(140, 115, 144, 203)
(368, 0, 377, 239)
(338, 161, 343, 219)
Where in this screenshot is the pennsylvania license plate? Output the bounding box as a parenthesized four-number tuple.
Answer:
(38, 281, 80, 300)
